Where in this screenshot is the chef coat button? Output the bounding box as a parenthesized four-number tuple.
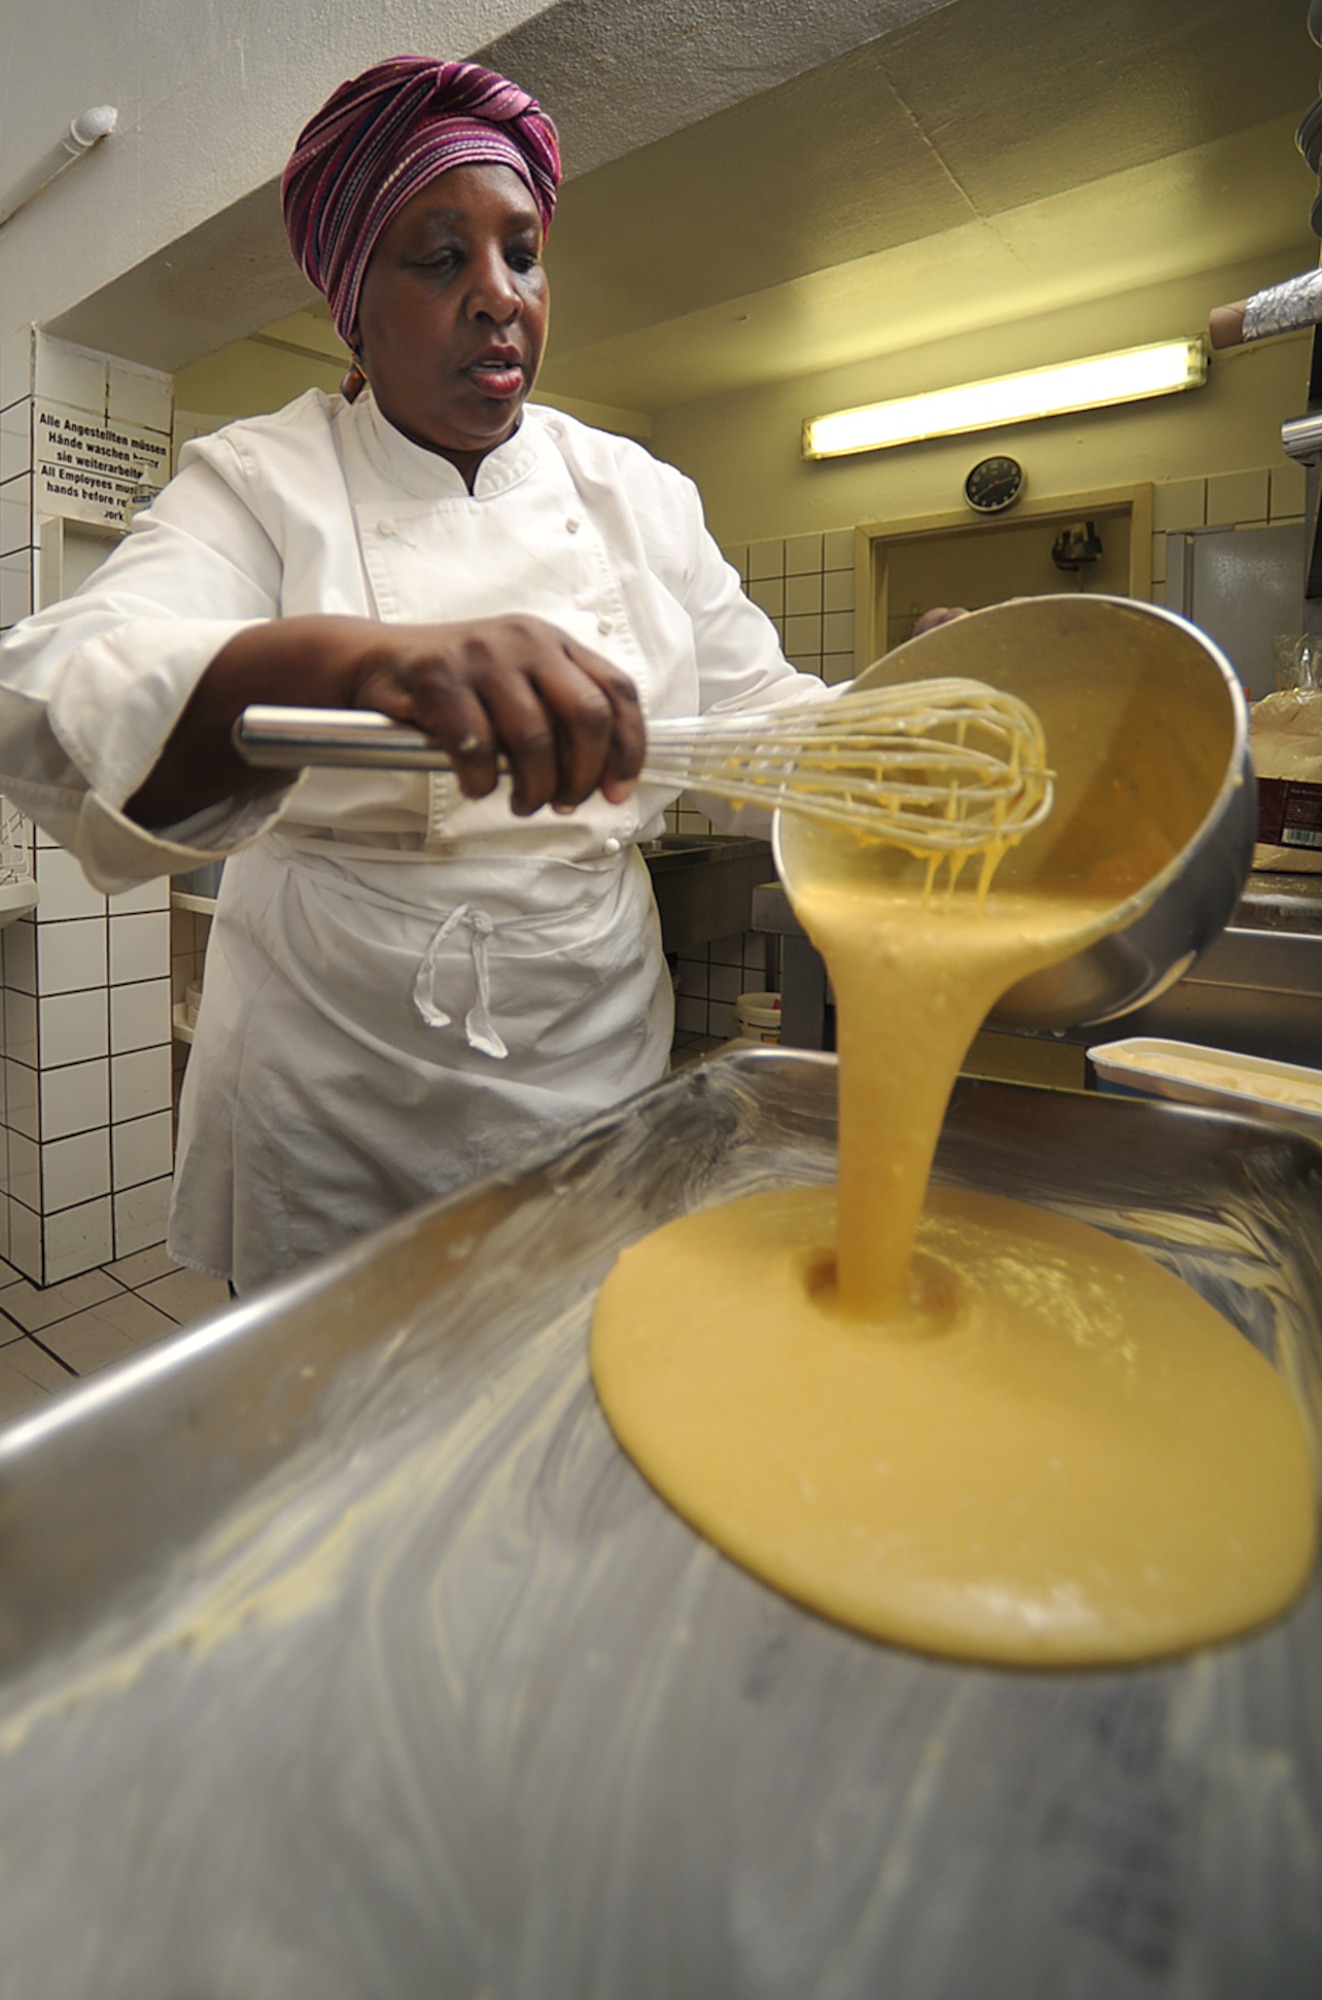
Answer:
(566, 517, 581, 534)
(603, 836, 621, 855)
(597, 616, 613, 635)
(378, 518, 397, 536)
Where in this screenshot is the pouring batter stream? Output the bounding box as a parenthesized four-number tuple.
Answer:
(592, 618, 1317, 1667)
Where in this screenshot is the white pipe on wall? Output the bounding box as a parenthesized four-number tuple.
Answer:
(0, 107, 118, 230)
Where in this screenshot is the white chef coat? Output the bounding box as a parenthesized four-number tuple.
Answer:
(0, 390, 817, 1292)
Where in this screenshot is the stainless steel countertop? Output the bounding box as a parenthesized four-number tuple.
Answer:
(1231, 867, 1322, 932)
(751, 871, 1322, 953)
(640, 832, 772, 872)
(751, 873, 1322, 1065)
(0, 1055, 1318, 1998)
(644, 832, 774, 956)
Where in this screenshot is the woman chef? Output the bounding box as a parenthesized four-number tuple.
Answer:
(0, 57, 827, 1294)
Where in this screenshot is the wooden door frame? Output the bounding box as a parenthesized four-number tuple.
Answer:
(851, 482, 1154, 671)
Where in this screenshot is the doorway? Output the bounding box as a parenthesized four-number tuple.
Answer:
(857, 484, 1154, 663)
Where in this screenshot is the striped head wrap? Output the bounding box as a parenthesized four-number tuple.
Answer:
(281, 56, 561, 346)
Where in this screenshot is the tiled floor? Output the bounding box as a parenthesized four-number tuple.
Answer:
(0, 1244, 230, 1424)
(0, 1027, 751, 1429)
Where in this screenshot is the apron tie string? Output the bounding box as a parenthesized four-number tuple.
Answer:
(413, 904, 509, 1059)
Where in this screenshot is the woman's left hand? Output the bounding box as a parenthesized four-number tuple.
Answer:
(913, 606, 970, 636)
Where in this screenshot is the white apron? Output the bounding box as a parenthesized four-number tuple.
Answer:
(167, 408, 675, 1293)
(170, 837, 669, 1293)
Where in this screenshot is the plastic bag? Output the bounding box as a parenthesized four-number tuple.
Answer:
(1250, 686, 1322, 870)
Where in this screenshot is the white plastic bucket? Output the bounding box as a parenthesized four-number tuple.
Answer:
(734, 992, 781, 1045)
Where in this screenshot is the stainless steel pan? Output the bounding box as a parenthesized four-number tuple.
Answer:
(0, 1054, 1317, 1999)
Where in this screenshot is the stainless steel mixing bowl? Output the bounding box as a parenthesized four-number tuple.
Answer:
(773, 593, 1256, 1031)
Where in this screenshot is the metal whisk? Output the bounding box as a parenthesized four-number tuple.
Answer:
(235, 677, 1053, 854)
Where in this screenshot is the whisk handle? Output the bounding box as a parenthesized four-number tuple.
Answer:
(234, 704, 676, 785)
(235, 706, 489, 772)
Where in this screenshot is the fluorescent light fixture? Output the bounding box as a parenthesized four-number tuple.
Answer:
(802, 338, 1209, 460)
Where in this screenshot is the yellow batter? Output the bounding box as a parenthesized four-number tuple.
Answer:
(804, 879, 1122, 1320)
(592, 636, 1318, 1666)
(591, 1185, 1314, 1665)
(1101, 1044, 1322, 1114)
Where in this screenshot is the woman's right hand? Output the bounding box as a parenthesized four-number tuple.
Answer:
(127, 613, 647, 829)
(347, 615, 646, 816)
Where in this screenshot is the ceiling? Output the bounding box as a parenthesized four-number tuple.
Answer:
(523, 0, 1319, 418)
(162, 0, 1321, 425)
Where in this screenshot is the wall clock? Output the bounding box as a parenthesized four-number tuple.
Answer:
(963, 455, 1025, 514)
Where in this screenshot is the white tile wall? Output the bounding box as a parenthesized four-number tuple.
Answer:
(666, 528, 854, 1035)
(109, 909, 170, 984)
(747, 541, 782, 583)
(43, 1128, 110, 1211)
(40, 1058, 109, 1140)
(109, 877, 170, 916)
(673, 930, 777, 1047)
(1207, 468, 1269, 527)
(9, 1131, 39, 1210)
(112, 1110, 172, 1190)
(110, 979, 172, 1054)
(1270, 462, 1307, 521)
(0, 402, 31, 483)
(1152, 479, 1206, 532)
(10, 1197, 41, 1281)
(3, 917, 36, 993)
(111, 1046, 172, 1123)
(0, 325, 33, 413)
(37, 917, 107, 994)
(1146, 470, 1308, 614)
(785, 533, 823, 576)
(3, 987, 36, 1064)
(0, 334, 175, 1283)
(33, 844, 106, 920)
(785, 612, 820, 655)
(685, 478, 1306, 1050)
(107, 362, 173, 433)
(0, 482, 29, 558)
(786, 572, 822, 616)
(0, 442, 1302, 1280)
(4, 1059, 37, 1139)
(823, 569, 854, 613)
(114, 1177, 172, 1259)
(0, 550, 32, 626)
(40, 988, 108, 1065)
(736, 528, 856, 683)
(33, 340, 108, 411)
(44, 1197, 114, 1285)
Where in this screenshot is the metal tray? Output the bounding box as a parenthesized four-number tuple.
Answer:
(1089, 1033, 1322, 1135)
(0, 1052, 1319, 2000)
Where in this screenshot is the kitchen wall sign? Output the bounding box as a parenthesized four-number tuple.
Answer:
(34, 398, 170, 528)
